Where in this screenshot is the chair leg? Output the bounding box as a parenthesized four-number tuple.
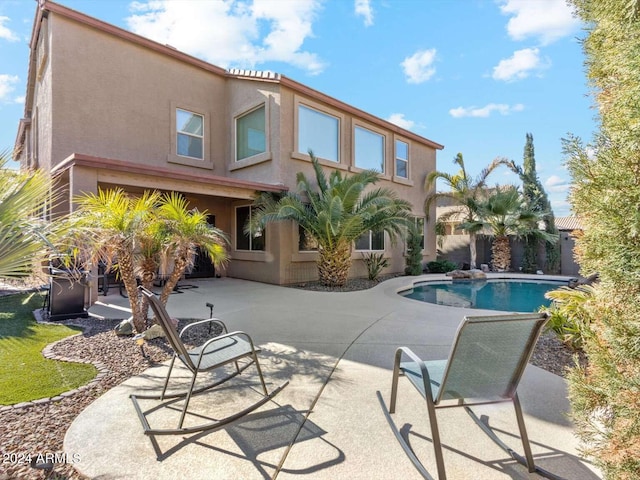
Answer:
(389, 349, 402, 413)
(160, 356, 177, 401)
(178, 370, 199, 429)
(513, 393, 535, 472)
(252, 351, 269, 396)
(425, 398, 447, 480)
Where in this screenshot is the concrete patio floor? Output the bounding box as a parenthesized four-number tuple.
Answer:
(65, 275, 602, 479)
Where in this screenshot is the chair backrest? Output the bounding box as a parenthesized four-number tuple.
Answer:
(139, 286, 196, 371)
(436, 312, 548, 403)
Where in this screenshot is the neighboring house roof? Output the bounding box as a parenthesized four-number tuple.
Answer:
(555, 216, 584, 231)
(16, 1, 444, 154)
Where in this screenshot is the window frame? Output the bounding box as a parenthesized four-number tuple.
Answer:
(168, 104, 212, 169)
(354, 125, 386, 173)
(235, 205, 265, 252)
(296, 103, 341, 164)
(395, 140, 409, 179)
(235, 103, 267, 162)
(176, 108, 205, 160)
(354, 230, 385, 252)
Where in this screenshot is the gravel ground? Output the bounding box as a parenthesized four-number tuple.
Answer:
(0, 278, 585, 479)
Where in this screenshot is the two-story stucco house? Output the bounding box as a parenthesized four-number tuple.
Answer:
(15, 0, 443, 285)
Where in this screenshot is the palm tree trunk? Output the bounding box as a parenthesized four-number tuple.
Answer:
(117, 248, 146, 333)
(492, 235, 511, 272)
(159, 251, 189, 307)
(469, 232, 478, 269)
(317, 240, 352, 287)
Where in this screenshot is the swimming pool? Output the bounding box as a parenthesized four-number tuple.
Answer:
(400, 279, 565, 313)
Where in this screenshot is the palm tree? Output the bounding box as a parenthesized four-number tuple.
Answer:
(424, 153, 512, 269)
(0, 151, 60, 280)
(72, 188, 161, 332)
(249, 153, 412, 287)
(72, 189, 229, 333)
(155, 192, 229, 306)
(477, 186, 557, 271)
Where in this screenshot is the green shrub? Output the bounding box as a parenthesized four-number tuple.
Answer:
(426, 259, 457, 273)
(404, 223, 424, 276)
(361, 252, 389, 281)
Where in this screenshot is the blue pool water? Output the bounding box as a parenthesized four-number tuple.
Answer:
(400, 279, 564, 313)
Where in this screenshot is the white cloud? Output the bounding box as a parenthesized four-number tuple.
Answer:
(355, 0, 373, 26)
(0, 16, 19, 42)
(492, 48, 550, 82)
(0, 74, 19, 102)
(386, 113, 415, 130)
(449, 103, 524, 118)
(499, 0, 580, 45)
(401, 48, 437, 84)
(545, 174, 571, 193)
(0, 16, 20, 42)
(13, 95, 25, 105)
(126, 0, 326, 75)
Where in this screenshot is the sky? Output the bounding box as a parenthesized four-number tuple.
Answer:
(0, 0, 596, 216)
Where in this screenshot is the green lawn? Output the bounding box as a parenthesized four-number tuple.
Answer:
(0, 292, 97, 405)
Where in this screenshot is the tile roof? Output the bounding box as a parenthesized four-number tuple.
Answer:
(555, 216, 583, 231)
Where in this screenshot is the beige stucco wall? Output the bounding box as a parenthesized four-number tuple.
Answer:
(48, 14, 226, 174)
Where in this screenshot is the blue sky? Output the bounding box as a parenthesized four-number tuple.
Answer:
(0, 0, 595, 216)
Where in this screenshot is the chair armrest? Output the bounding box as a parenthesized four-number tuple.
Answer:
(200, 330, 257, 353)
(394, 347, 435, 401)
(179, 317, 229, 339)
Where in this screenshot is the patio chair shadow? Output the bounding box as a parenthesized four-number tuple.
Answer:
(154, 404, 344, 479)
(394, 413, 599, 480)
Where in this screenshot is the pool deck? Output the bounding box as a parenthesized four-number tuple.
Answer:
(65, 273, 601, 479)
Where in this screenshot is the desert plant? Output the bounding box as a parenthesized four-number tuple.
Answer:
(72, 188, 228, 333)
(249, 152, 412, 287)
(0, 151, 63, 280)
(477, 187, 557, 272)
(361, 252, 389, 281)
(543, 285, 594, 350)
(424, 153, 512, 269)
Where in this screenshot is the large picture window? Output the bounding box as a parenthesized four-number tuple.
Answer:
(236, 206, 264, 251)
(176, 108, 204, 159)
(355, 126, 384, 172)
(396, 140, 409, 178)
(298, 105, 339, 162)
(236, 105, 266, 161)
(355, 230, 385, 251)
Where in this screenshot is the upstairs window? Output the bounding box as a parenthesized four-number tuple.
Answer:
(298, 105, 339, 162)
(176, 108, 204, 160)
(236, 206, 265, 251)
(355, 126, 384, 173)
(396, 140, 409, 178)
(236, 105, 266, 161)
(355, 230, 385, 251)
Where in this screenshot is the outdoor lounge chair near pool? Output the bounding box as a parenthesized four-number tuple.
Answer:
(384, 312, 561, 480)
(131, 287, 288, 451)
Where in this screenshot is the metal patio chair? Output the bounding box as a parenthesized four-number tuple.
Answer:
(130, 286, 288, 446)
(385, 312, 561, 480)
